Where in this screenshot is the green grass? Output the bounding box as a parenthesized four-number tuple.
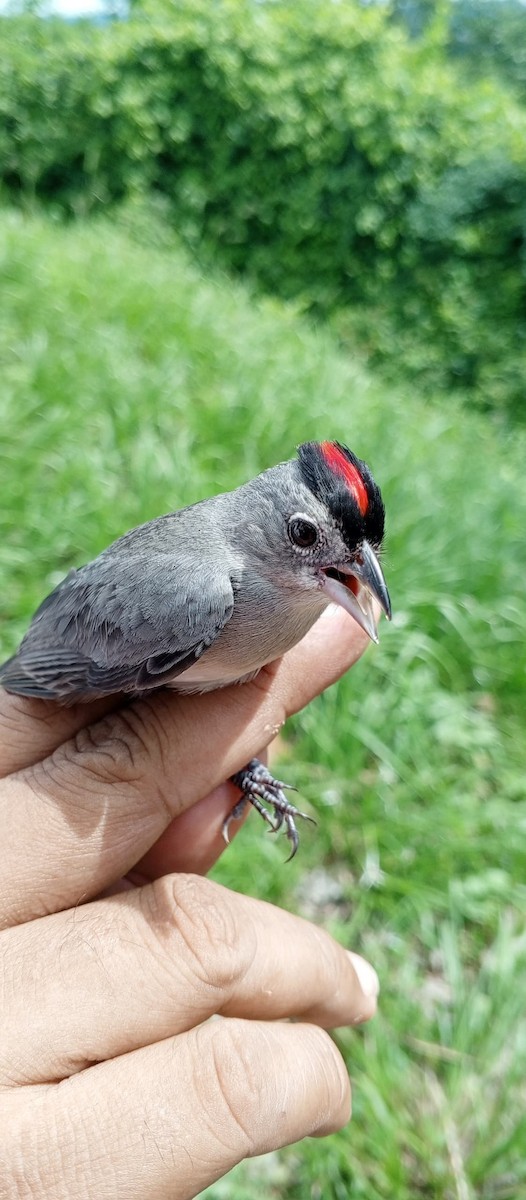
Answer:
(1, 208, 525, 1199)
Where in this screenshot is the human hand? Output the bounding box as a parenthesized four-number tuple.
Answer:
(0, 607, 379, 1199)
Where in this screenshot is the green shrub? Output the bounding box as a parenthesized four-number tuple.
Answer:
(0, 1, 524, 416)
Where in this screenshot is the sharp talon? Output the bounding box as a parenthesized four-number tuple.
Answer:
(284, 822, 300, 862)
(222, 796, 248, 845)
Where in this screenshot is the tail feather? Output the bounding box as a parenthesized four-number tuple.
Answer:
(0, 647, 92, 701)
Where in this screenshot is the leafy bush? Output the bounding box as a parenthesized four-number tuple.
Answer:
(0, 1, 525, 415)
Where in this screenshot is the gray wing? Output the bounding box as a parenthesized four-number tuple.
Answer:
(0, 521, 236, 702)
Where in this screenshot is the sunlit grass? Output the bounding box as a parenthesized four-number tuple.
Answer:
(1, 208, 525, 1199)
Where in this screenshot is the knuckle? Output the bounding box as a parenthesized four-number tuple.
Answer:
(69, 712, 146, 785)
(21, 710, 148, 812)
(36, 702, 173, 796)
(303, 1024, 352, 1124)
(20, 714, 144, 802)
(193, 1021, 261, 1154)
(125, 694, 176, 776)
(192, 1022, 350, 1150)
(145, 875, 255, 1000)
(20, 698, 181, 828)
(81, 700, 180, 818)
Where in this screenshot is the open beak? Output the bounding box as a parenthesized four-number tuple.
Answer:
(320, 540, 391, 644)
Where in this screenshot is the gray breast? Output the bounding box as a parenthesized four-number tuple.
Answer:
(172, 584, 328, 692)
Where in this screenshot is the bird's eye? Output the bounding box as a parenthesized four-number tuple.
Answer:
(288, 515, 319, 549)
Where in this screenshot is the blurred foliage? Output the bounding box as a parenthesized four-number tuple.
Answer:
(1, 207, 525, 1197)
(451, 0, 526, 98)
(392, 0, 526, 98)
(0, 0, 525, 419)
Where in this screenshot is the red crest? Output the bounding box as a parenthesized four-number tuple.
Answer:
(320, 442, 369, 516)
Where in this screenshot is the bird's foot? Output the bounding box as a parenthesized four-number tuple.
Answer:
(224, 757, 314, 860)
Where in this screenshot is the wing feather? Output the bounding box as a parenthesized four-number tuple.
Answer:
(0, 522, 237, 702)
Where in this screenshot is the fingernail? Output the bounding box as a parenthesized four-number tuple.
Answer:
(347, 951, 380, 999)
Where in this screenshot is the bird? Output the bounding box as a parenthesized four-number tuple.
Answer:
(0, 440, 391, 856)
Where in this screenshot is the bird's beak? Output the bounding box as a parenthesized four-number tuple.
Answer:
(320, 540, 392, 644)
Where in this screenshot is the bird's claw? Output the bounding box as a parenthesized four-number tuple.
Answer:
(225, 757, 313, 859)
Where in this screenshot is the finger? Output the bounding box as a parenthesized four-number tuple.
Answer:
(0, 609, 369, 925)
(1, 874, 378, 1085)
(131, 780, 248, 880)
(0, 689, 120, 778)
(134, 746, 272, 880)
(102, 783, 250, 895)
(5, 1020, 351, 1200)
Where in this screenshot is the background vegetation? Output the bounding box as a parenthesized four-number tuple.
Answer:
(1, 0, 525, 1195)
(1, 0, 525, 417)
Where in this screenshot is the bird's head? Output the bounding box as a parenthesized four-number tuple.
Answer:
(249, 440, 391, 642)
(295, 440, 390, 641)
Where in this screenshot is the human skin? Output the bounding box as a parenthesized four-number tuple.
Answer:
(0, 607, 379, 1200)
